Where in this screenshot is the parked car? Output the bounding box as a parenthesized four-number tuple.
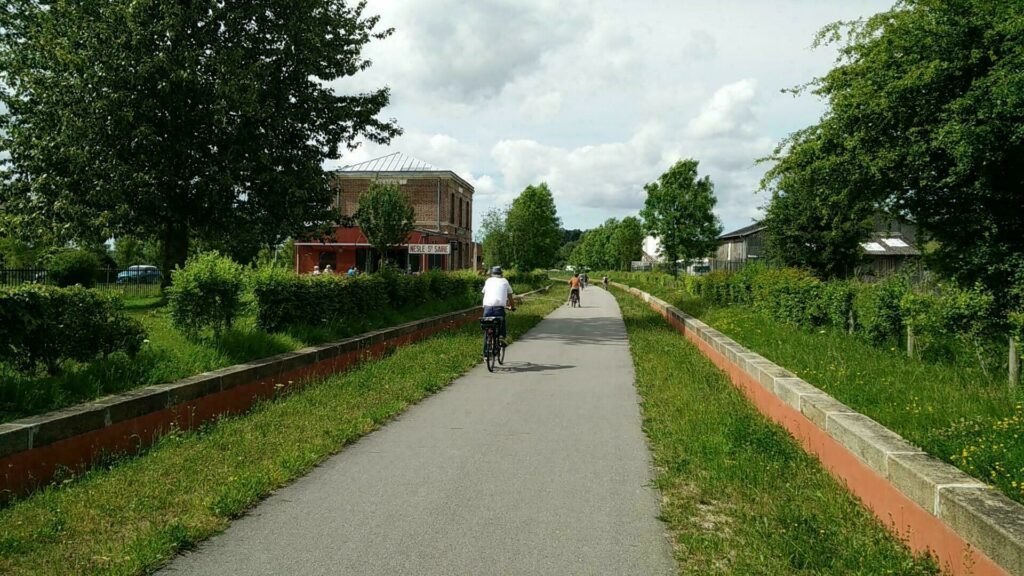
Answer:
(116, 265, 163, 284)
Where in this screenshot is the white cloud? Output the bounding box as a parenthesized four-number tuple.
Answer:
(328, 0, 894, 231)
(688, 79, 759, 138)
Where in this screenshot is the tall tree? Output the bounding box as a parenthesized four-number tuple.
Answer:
(0, 0, 400, 276)
(355, 182, 415, 270)
(640, 159, 722, 271)
(478, 207, 511, 269)
(760, 126, 875, 278)
(773, 0, 1024, 306)
(505, 183, 562, 270)
(610, 216, 645, 271)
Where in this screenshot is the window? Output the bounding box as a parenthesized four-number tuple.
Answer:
(450, 193, 455, 224)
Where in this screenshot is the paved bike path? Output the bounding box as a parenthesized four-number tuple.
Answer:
(160, 287, 675, 575)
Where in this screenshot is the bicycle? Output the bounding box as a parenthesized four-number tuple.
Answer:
(480, 315, 508, 372)
(569, 289, 580, 308)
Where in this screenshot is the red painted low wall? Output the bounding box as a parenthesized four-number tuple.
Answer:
(0, 308, 480, 499)
(643, 300, 1008, 576)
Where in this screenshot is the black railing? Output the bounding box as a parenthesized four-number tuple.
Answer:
(0, 268, 164, 298)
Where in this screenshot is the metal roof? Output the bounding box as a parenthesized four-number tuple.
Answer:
(860, 233, 920, 256)
(337, 152, 435, 172)
(719, 222, 765, 240)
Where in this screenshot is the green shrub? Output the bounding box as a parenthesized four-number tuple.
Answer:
(0, 285, 146, 374)
(750, 268, 823, 326)
(853, 276, 909, 345)
(817, 281, 856, 331)
(168, 252, 245, 338)
(47, 249, 100, 288)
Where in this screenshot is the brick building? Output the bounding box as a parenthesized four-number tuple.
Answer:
(295, 152, 478, 274)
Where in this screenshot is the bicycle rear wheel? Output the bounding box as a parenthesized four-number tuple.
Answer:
(485, 330, 497, 372)
(498, 337, 506, 364)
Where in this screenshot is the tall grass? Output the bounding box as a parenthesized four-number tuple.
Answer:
(615, 290, 939, 575)
(611, 272, 1024, 506)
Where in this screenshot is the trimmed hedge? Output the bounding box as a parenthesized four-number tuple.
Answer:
(251, 269, 549, 333)
(611, 268, 1016, 361)
(0, 285, 146, 374)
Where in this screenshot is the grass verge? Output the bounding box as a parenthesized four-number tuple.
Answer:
(614, 288, 939, 575)
(0, 293, 558, 575)
(0, 282, 541, 424)
(609, 273, 1024, 507)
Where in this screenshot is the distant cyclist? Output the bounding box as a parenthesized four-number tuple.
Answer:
(579, 271, 588, 289)
(568, 273, 581, 306)
(602, 274, 609, 289)
(481, 266, 515, 357)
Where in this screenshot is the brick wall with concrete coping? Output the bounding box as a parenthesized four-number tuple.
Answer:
(0, 285, 550, 501)
(614, 282, 1024, 576)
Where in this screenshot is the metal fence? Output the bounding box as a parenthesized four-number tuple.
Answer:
(0, 268, 164, 298)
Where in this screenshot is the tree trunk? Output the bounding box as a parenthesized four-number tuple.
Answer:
(160, 222, 190, 286)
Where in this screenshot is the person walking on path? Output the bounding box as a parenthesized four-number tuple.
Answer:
(481, 266, 515, 357)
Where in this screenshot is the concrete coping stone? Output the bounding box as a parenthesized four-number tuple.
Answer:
(939, 486, 1024, 576)
(155, 373, 224, 407)
(798, 393, 859, 429)
(825, 412, 925, 477)
(0, 423, 32, 459)
(103, 387, 172, 425)
(28, 401, 110, 449)
(887, 452, 988, 515)
(773, 377, 826, 411)
(755, 363, 797, 391)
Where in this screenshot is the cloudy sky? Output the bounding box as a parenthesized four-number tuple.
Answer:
(327, 0, 894, 235)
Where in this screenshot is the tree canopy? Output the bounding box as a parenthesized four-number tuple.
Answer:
(505, 183, 562, 270)
(569, 217, 644, 271)
(479, 207, 511, 270)
(766, 0, 1024, 305)
(640, 159, 722, 268)
(0, 0, 400, 273)
(355, 181, 415, 269)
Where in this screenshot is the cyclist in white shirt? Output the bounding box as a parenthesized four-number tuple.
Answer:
(481, 266, 515, 357)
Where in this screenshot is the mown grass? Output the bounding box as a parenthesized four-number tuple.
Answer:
(0, 292, 559, 576)
(0, 285, 538, 423)
(608, 273, 1024, 506)
(614, 289, 940, 575)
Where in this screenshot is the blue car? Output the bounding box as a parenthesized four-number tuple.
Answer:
(116, 265, 163, 284)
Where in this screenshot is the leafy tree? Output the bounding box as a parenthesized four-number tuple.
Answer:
(761, 127, 874, 278)
(774, 0, 1024, 307)
(571, 219, 617, 271)
(0, 236, 41, 268)
(610, 216, 645, 271)
(0, 0, 400, 277)
(355, 181, 415, 270)
(505, 183, 562, 270)
(640, 159, 722, 272)
(478, 208, 512, 269)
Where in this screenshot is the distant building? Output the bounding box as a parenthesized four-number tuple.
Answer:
(858, 217, 921, 277)
(294, 152, 476, 274)
(713, 217, 921, 277)
(716, 222, 766, 264)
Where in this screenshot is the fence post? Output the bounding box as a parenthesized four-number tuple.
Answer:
(906, 325, 915, 359)
(847, 309, 855, 335)
(1010, 336, 1019, 389)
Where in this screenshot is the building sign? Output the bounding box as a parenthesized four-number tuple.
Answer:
(409, 244, 451, 255)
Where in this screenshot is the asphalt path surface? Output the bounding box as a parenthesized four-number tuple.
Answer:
(159, 286, 675, 575)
